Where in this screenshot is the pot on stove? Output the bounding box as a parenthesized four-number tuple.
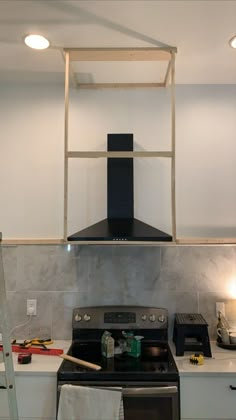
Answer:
(143, 346, 168, 358)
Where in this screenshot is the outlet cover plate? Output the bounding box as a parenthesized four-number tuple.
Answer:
(27, 299, 37, 316)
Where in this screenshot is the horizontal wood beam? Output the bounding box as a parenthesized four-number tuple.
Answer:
(67, 151, 173, 158)
(2, 239, 65, 245)
(177, 238, 236, 245)
(2, 239, 175, 246)
(65, 48, 175, 62)
(2, 238, 236, 245)
(76, 82, 165, 89)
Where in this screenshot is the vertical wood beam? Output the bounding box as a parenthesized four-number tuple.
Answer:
(64, 51, 70, 241)
(171, 52, 176, 241)
(164, 59, 171, 87)
(59, 48, 78, 88)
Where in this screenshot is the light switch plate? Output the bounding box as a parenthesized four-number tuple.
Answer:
(216, 301, 225, 317)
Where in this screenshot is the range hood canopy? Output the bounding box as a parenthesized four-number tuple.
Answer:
(68, 134, 172, 242)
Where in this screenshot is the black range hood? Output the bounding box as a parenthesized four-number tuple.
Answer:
(68, 134, 172, 242)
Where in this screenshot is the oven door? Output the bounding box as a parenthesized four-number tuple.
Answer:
(122, 383, 179, 420)
(57, 381, 179, 420)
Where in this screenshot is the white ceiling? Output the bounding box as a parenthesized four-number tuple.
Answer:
(0, 0, 236, 84)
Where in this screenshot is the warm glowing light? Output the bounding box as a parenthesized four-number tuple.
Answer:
(229, 36, 236, 49)
(228, 276, 236, 298)
(24, 34, 50, 50)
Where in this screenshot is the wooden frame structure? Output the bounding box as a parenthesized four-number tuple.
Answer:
(64, 47, 175, 89)
(63, 47, 177, 244)
(2, 47, 236, 245)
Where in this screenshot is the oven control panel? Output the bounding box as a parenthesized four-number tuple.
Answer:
(73, 306, 168, 329)
(104, 312, 136, 324)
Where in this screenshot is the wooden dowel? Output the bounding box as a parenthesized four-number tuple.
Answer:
(59, 354, 102, 371)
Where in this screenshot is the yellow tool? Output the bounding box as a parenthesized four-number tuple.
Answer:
(190, 353, 204, 365)
(23, 338, 53, 349)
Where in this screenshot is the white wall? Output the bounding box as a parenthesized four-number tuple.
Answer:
(0, 83, 235, 239)
(176, 85, 236, 237)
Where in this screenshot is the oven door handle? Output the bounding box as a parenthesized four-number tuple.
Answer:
(122, 386, 178, 396)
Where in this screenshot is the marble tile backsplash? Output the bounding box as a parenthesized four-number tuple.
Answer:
(2, 244, 236, 340)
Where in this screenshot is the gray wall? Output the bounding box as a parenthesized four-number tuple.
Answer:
(3, 244, 236, 341)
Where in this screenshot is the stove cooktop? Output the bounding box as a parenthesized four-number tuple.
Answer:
(58, 306, 179, 383)
(58, 341, 179, 382)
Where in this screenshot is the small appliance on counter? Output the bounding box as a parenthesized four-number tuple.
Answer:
(173, 313, 212, 357)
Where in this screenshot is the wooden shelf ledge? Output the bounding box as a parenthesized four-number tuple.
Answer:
(64, 47, 176, 62)
(67, 151, 173, 158)
(76, 83, 165, 89)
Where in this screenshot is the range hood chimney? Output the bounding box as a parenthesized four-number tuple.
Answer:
(68, 134, 172, 242)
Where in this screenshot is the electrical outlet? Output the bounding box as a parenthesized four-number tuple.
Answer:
(27, 299, 37, 316)
(216, 302, 225, 317)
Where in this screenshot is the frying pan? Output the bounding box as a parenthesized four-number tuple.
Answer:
(143, 346, 168, 358)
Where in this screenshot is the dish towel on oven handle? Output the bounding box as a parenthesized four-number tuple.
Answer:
(57, 384, 124, 420)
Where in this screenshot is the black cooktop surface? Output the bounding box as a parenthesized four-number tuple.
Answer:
(58, 341, 179, 382)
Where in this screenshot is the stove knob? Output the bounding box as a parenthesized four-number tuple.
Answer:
(159, 364, 166, 373)
(149, 314, 156, 322)
(158, 314, 166, 323)
(83, 314, 91, 322)
(74, 314, 82, 322)
(141, 314, 147, 321)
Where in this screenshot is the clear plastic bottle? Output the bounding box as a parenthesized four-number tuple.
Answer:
(217, 311, 224, 330)
(217, 311, 230, 344)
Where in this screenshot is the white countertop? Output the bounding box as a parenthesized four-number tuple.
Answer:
(2, 340, 236, 378)
(171, 341, 236, 377)
(0, 340, 71, 376)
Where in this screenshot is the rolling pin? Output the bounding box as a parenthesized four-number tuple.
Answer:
(59, 353, 102, 371)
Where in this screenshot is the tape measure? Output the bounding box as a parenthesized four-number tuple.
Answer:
(18, 353, 32, 364)
(190, 353, 204, 365)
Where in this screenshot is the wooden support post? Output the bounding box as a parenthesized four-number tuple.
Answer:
(59, 48, 77, 88)
(164, 59, 172, 87)
(64, 51, 70, 241)
(171, 52, 176, 241)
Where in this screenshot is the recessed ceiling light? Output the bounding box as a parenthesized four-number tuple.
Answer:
(24, 34, 50, 50)
(229, 36, 236, 49)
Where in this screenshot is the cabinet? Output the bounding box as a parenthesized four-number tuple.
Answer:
(0, 373, 57, 420)
(180, 375, 236, 420)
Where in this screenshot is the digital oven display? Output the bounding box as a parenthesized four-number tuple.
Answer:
(104, 312, 136, 323)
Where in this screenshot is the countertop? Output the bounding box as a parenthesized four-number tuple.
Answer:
(0, 340, 71, 376)
(171, 341, 236, 377)
(1, 340, 236, 377)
